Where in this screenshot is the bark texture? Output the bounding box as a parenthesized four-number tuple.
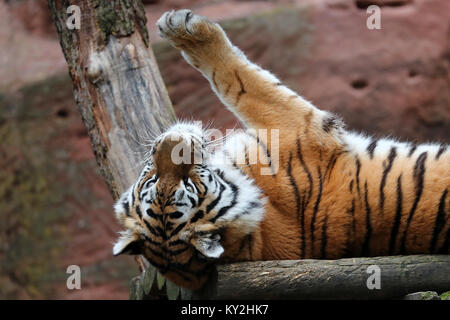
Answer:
(192, 255, 450, 300)
(48, 0, 175, 198)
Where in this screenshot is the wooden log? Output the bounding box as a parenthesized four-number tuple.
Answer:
(193, 255, 450, 300)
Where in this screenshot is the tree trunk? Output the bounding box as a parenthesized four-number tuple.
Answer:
(47, 0, 177, 299)
(192, 255, 450, 300)
(47, 0, 175, 198)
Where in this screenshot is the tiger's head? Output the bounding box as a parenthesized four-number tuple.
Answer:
(112, 123, 265, 289)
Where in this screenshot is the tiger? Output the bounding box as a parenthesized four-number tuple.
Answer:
(112, 9, 450, 290)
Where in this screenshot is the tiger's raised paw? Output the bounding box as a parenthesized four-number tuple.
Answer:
(156, 10, 225, 50)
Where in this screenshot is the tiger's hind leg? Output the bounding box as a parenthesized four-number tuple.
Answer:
(156, 10, 343, 151)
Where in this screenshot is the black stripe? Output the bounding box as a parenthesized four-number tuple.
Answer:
(168, 189, 177, 200)
(321, 212, 328, 258)
(361, 181, 372, 256)
(168, 239, 185, 247)
(236, 234, 252, 257)
(198, 180, 209, 196)
(169, 211, 184, 219)
(156, 226, 168, 240)
(408, 143, 417, 157)
(212, 70, 217, 87)
(436, 144, 447, 160)
(248, 201, 262, 209)
(367, 139, 378, 159)
(244, 145, 250, 166)
(146, 236, 189, 257)
(344, 199, 356, 257)
(134, 205, 141, 219)
(197, 197, 205, 208)
(143, 235, 161, 247)
(348, 199, 355, 217)
(324, 151, 341, 182)
(349, 180, 354, 192)
(146, 208, 161, 221)
(247, 131, 274, 175)
(430, 189, 448, 253)
(165, 221, 174, 231)
(189, 179, 200, 193)
(167, 246, 190, 256)
(287, 152, 303, 258)
(210, 177, 239, 223)
(224, 83, 231, 96)
(234, 70, 246, 103)
(310, 167, 323, 256)
(123, 201, 130, 216)
(355, 157, 361, 196)
(187, 195, 196, 207)
(144, 243, 166, 260)
(205, 179, 226, 213)
(322, 114, 340, 133)
(142, 176, 156, 190)
(389, 175, 403, 255)
(379, 147, 397, 215)
(400, 151, 428, 254)
(143, 219, 162, 238)
(297, 138, 313, 258)
(169, 222, 187, 238)
(190, 210, 204, 223)
(174, 202, 188, 207)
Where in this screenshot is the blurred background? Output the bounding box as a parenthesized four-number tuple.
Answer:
(0, 0, 448, 299)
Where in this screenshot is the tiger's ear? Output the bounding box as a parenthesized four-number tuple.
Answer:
(190, 232, 224, 259)
(113, 231, 140, 256)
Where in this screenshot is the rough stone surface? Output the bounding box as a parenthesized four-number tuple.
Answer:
(0, 75, 137, 299)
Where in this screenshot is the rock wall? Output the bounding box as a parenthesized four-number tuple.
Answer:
(0, 75, 137, 299)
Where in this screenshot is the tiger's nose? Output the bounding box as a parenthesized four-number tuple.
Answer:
(154, 133, 194, 179)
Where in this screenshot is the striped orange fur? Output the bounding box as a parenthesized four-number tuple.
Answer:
(112, 10, 449, 289)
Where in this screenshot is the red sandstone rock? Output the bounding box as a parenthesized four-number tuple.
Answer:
(9, 0, 54, 36)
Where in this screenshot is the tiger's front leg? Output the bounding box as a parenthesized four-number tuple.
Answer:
(156, 10, 339, 146)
